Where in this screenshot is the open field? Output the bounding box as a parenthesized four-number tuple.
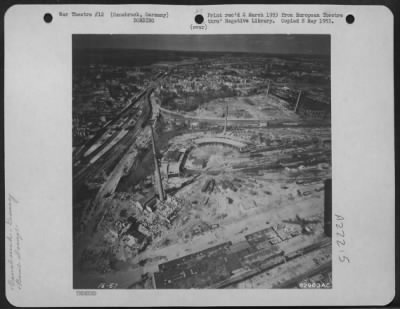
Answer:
(188, 94, 299, 121)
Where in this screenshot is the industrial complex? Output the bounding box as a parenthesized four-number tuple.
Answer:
(73, 45, 332, 290)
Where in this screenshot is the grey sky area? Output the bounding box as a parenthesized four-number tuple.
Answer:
(73, 34, 330, 55)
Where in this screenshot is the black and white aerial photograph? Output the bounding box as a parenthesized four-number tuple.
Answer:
(72, 34, 332, 289)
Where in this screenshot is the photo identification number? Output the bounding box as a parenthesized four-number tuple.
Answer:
(335, 214, 350, 263)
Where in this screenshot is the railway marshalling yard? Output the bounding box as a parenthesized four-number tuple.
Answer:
(73, 65, 332, 290)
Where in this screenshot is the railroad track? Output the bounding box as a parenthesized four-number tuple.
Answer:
(73, 90, 154, 191)
(216, 238, 331, 289)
